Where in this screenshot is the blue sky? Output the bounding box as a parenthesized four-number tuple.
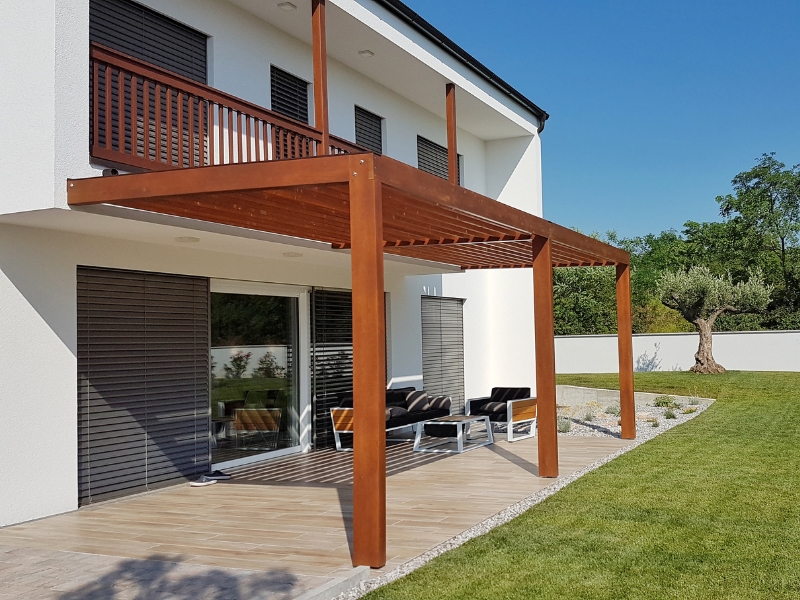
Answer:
(401, 0, 800, 238)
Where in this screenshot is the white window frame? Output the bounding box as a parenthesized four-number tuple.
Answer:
(210, 279, 312, 469)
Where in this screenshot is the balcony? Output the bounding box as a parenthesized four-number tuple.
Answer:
(89, 43, 363, 173)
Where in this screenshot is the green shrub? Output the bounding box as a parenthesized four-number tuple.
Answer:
(647, 417, 659, 427)
(604, 405, 621, 416)
(664, 408, 677, 419)
(557, 416, 572, 433)
(654, 395, 681, 409)
(583, 411, 595, 422)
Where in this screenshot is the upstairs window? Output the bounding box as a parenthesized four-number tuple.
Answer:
(89, 0, 207, 83)
(417, 135, 462, 184)
(355, 106, 384, 155)
(271, 67, 310, 124)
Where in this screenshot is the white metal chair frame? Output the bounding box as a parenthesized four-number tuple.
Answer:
(465, 397, 538, 442)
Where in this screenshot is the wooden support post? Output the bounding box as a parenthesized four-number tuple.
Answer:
(616, 263, 636, 439)
(312, 0, 330, 154)
(446, 83, 458, 185)
(532, 237, 558, 477)
(349, 155, 387, 568)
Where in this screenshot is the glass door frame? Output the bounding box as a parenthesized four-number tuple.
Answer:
(210, 278, 312, 470)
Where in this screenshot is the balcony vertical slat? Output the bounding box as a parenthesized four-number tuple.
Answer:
(236, 113, 243, 164)
(217, 104, 223, 165)
(132, 75, 139, 158)
(226, 108, 233, 164)
(177, 92, 184, 167)
(245, 116, 251, 163)
(117, 71, 125, 154)
(262, 119, 267, 161)
(92, 61, 99, 150)
(143, 81, 150, 161)
(155, 84, 162, 163)
(166, 89, 174, 166)
(204, 100, 209, 166)
(104, 66, 112, 152)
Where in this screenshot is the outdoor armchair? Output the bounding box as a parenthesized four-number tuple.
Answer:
(465, 387, 537, 442)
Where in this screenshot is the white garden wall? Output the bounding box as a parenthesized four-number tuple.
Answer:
(555, 331, 800, 373)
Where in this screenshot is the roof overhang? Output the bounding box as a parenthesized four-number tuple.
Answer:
(67, 153, 628, 270)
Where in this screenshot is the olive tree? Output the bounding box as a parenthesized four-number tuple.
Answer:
(657, 267, 771, 373)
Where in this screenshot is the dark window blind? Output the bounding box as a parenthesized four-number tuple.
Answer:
(421, 296, 466, 414)
(271, 66, 310, 124)
(417, 135, 462, 184)
(78, 267, 210, 505)
(355, 106, 383, 154)
(311, 289, 353, 449)
(90, 0, 207, 83)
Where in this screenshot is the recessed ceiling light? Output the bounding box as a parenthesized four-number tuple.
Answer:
(282, 251, 303, 258)
(175, 236, 200, 243)
(358, 50, 375, 58)
(277, 2, 297, 10)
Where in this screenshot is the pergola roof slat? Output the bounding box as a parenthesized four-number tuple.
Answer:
(67, 153, 629, 270)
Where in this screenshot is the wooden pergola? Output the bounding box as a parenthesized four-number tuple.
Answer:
(67, 151, 635, 568)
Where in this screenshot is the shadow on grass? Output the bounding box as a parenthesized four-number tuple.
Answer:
(57, 554, 302, 600)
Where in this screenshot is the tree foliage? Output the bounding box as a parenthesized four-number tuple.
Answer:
(553, 153, 800, 336)
(658, 267, 771, 323)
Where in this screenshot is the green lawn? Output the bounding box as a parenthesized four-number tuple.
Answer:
(365, 372, 800, 599)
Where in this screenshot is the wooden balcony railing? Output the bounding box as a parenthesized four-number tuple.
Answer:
(89, 43, 364, 172)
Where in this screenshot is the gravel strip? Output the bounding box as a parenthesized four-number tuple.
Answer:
(334, 400, 713, 600)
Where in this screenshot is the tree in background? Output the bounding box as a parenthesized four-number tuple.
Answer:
(553, 265, 617, 335)
(717, 153, 800, 303)
(657, 267, 771, 373)
(224, 350, 252, 379)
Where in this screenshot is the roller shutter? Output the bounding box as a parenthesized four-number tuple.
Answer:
(355, 106, 383, 155)
(77, 267, 210, 505)
(311, 289, 353, 449)
(417, 135, 462, 184)
(89, 0, 208, 83)
(421, 296, 466, 414)
(271, 66, 310, 124)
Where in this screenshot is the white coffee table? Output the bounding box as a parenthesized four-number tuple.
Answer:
(413, 414, 494, 454)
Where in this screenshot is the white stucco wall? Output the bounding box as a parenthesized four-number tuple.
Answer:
(555, 331, 800, 374)
(1, 0, 57, 214)
(0, 220, 431, 526)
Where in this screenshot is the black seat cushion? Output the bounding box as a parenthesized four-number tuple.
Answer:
(386, 407, 449, 429)
(472, 400, 510, 422)
(471, 407, 508, 422)
(406, 390, 431, 412)
(386, 387, 416, 407)
(386, 406, 409, 422)
(490, 387, 531, 403)
(428, 395, 451, 411)
(481, 401, 507, 414)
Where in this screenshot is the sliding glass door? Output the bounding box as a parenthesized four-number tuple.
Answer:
(210, 282, 308, 467)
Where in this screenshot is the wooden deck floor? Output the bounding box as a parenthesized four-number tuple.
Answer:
(0, 435, 631, 593)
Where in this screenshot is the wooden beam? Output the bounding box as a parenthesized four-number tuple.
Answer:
(446, 83, 458, 185)
(616, 263, 636, 440)
(312, 0, 330, 155)
(67, 155, 352, 206)
(532, 237, 558, 477)
(349, 154, 387, 568)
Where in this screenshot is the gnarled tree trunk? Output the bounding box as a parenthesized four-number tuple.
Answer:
(691, 318, 726, 374)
